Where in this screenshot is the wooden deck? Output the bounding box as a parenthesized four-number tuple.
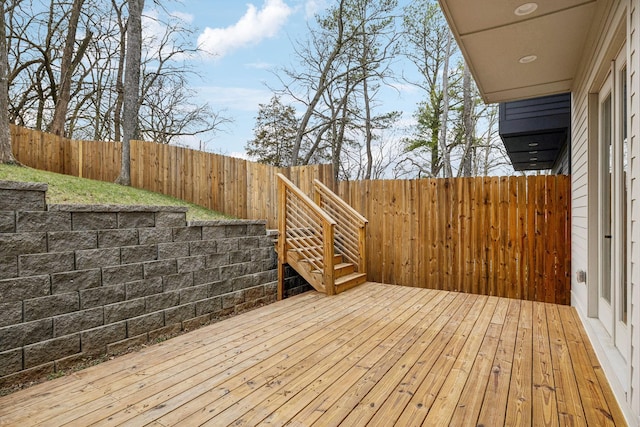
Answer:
(0, 282, 626, 426)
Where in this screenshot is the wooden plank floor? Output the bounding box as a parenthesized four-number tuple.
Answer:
(0, 282, 627, 426)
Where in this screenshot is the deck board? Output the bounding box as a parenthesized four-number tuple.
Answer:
(0, 282, 627, 427)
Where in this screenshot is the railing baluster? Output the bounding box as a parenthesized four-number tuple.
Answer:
(313, 179, 368, 276)
(277, 173, 337, 295)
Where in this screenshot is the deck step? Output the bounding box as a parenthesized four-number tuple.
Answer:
(311, 262, 355, 278)
(335, 272, 367, 293)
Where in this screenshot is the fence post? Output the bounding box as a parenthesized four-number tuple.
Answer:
(277, 177, 287, 300)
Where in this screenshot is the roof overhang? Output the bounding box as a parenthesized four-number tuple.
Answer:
(438, 0, 599, 103)
(499, 93, 571, 170)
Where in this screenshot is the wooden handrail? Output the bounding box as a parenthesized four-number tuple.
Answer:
(313, 179, 368, 275)
(277, 173, 336, 298)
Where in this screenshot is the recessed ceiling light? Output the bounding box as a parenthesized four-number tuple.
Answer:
(519, 55, 538, 64)
(515, 3, 538, 16)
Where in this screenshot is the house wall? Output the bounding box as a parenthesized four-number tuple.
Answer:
(570, 0, 640, 423)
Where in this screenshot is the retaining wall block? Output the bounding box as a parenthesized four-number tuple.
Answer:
(172, 226, 202, 242)
(177, 256, 206, 273)
(179, 284, 209, 304)
(72, 212, 118, 231)
(145, 291, 180, 313)
(125, 277, 163, 300)
(139, 228, 173, 245)
(121, 244, 158, 264)
(164, 303, 195, 325)
(216, 238, 239, 253)
(127, 312, 165, 337)
(0, 275, 51, 303)
(225, 224, 247, 237)
(24, 292, 79, 322)
(222, 291, 245, 309)
(143, 259, 177, 279)
(155, 212, 186, 228)
(193, 268, 220, 286)
(19, 252, 75, 276)
(48, 230, 98, 252)
(201, 226, 225, 240)
(104, 299, 146, 324)
(189, 240, 217, 256)
(209, 280, 233, 297)
(51, 269, 102, 294)
(102, 263, 143, 286)
(195, 296, 222, 316)
(0, 302, 22, 327)
(80, 284, 126, 309)
(118, 212, 155, 229)
(53, 307, 104, 337)
(75, 247, 121, 270)
(17, 212, 71, 232)
(0, 255, 17, 280)
(204, 253, 229, 269)
(157, 242, 189, 260)
(0, 349, 22, 377)
(0, 319, 53, 352)
(0, 181, 46, 211)
(0, 211, 15, 233)
(24, 334, 81, 369)
(98, 229, 138, 248)
(0, 232, 47, 257)
(80, 322, 127, 354)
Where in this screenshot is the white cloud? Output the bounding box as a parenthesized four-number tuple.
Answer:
(197, 0, 292, 59)
(304, 0, 327, 19)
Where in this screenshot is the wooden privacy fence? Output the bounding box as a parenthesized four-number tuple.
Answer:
(10, 125, 334, 227)
(10, 126, 570, 304)
(337, 176, 571, 304)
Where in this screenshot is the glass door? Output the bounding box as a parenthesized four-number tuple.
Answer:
(598, 45, 629, 358)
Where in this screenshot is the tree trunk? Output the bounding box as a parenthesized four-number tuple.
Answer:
(0, 4, 17, 164)
(459, 65, 474, 177)
(116, 0, 144, 186)
(438, 31, 453, 178)
(291, 0, 346, 166)
(49, 0, 87, 137)
(363, 74, 373, 180)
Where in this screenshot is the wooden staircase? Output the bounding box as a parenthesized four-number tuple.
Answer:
(276, 174, 368, 298)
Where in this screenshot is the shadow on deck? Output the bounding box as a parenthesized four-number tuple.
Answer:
(0, 282, 626, 426)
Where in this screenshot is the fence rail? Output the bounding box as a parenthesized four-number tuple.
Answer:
(337, 176, 571, 304)
(10, 125, 334, 227)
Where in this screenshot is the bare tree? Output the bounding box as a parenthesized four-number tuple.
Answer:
(116, 0, 143, 186)
(49, 0, 90, 137)
(277, 0, 400, 176)
(402, 0, 454, 176)
(0, 1, 18, 164)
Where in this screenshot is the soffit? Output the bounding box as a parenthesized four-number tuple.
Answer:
(438, 0, 599, 103)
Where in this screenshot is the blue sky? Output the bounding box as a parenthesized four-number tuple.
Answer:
(158, 0, 421, 158)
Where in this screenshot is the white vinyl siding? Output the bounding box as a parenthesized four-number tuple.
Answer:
(571, 0, 640, 422)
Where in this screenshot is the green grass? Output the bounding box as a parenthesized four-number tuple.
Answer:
(0, 164, 232, 221)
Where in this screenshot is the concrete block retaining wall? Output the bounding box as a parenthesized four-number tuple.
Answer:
(0, 180, 310, 387)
